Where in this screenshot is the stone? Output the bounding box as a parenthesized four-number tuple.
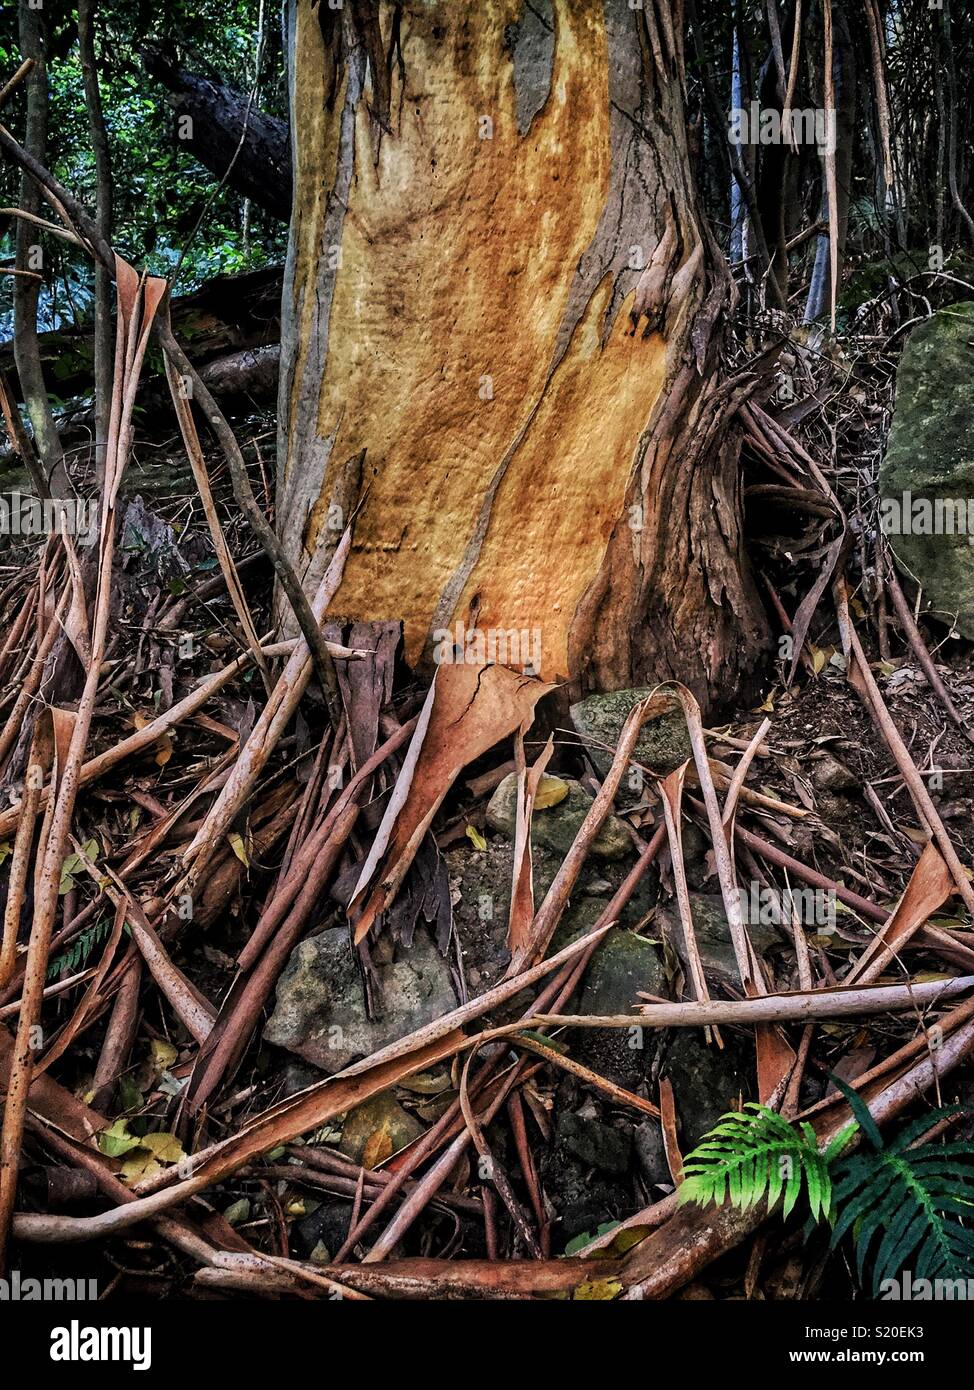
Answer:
(634, 1119, 671, 1189)
(811, 753, 859, 792)
(658, 892, 779, 993)
(486, 772, 631, 860)
(264, 927, 457, 1073)
(574, 928, 668, 1089)
(570, 688, 692, 779)
(661, 1027, 753, 1151)
(879, 302, 974, 638)
(555, 1110, 632, 1175)
(338, 1091, 424, 1164)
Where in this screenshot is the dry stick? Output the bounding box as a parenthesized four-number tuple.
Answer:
(0, 970, 97, 1020)
(235, 714, 418, 972)
(659, 766, 714, 1032)
(507, 1091, 546, 1247)
(72, 829, 216, 1045)
(0, 265, 164, 1270)
(0, 581, 36, 683)
(184, 803, 359, 1114)
(90, 952, 141, 1112)
(178, 528, 352, 882)
(32, 901, 126, 1076)
(156, 322, 343, 730)
(884, 559, 973, 740)
(509, 695, 659, 973)
(529, 974, 974, 1030)
(362, 1063, 541, 1264)
(163, 346, 271, 696)
(783, 0, 803, 118)
(0, 59, 33, 111)
(676, 687, 757, 987)
(0, 639, 302, 843)
(721, 717, 772, 833)
(0, 579, 69, 774)
(348, 830, 667, 1262)
(459, 1048, 542, 1259)
(835, 578, 974, 917)
(0, 732, 46, 990)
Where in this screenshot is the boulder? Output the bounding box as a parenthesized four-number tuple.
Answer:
(264, 927, 456, 1073)
(486, 772, 631, 860)
(879, 302, 974, 637)
(570, 688, 691, 779)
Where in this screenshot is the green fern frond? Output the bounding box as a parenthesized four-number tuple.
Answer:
(828, 1077, 974, 1294)
(46, 915, 113, 980)
(679, 1102, 848, 1221)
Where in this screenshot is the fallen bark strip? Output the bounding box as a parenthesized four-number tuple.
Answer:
(0, 637, 310, 841)
(179, 530, 352, 880)
(526, 972, 974, 1030)
(11, 928, 609, 1242)
(196, 1253, 617, 1300)
(836, 576, 974, 917)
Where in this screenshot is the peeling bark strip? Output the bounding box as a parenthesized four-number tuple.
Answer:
(278, 0, 767, 699)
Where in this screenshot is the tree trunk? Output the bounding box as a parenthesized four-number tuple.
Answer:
(13, 0, 67, 496)
(141, 44, 292, 222)
(276, 0, 768, 705)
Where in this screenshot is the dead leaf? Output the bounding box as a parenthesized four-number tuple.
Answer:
(349, 663, 553, 944)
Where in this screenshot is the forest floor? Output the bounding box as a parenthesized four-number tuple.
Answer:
(4, 284, 974, 1301)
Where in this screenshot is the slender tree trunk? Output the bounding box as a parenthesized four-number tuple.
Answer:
(804, 1, 856, 325)
(77, 0, 113, 487)
(276, 0, 768, 706)
(13, 0, 67, 497)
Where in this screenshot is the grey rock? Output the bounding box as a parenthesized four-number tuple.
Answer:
(658, 892, 779, 993)
(634, 1119, 671, 1189)
(812, 753, 859, 792)
(574, 928, 668, 1089)
(555, 1110, 632, 1175)
(486, 772, 631, 861)
(879, 302, 974, 638)
(570, 688, 691, 779)
(264, 927, 457, 1074)
(662, 1028, 753, 1151)
(579, 928, 668, 1014)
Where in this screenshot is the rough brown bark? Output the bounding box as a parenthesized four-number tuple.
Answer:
(141, 44, 291, 222)
(276, 0, 768, 705)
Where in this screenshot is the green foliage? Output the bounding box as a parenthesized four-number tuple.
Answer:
(47, 913, 113, 979)
(829, 1078, 974, 1296)
(0, 0, 287, 339)
(679, 1102, 853, 1221)
(680, 1083, 974, 1294)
